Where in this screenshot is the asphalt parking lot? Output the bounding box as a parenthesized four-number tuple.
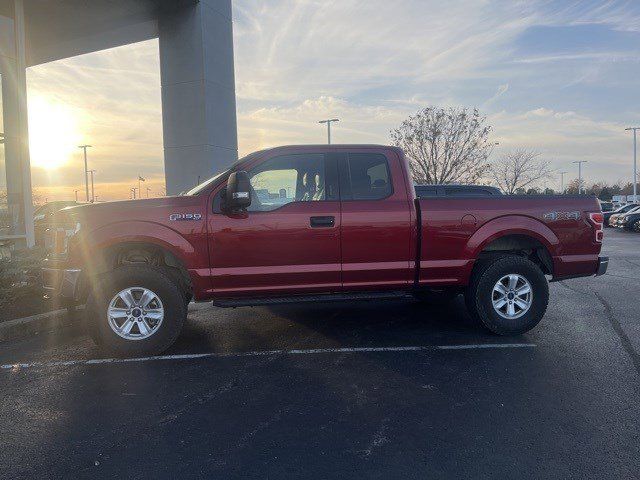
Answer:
(1, 228, 639, 479)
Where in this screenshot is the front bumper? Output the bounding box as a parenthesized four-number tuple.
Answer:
(42, 267, 82, 300)
(596, 256, 609, 276)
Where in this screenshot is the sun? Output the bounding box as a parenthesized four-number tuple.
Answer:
(28, 95, 82, 170)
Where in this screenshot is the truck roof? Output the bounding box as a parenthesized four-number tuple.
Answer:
(249, 144, 403, 155)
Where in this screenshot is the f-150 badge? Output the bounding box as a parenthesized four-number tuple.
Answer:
(169, 213, 202, 221)
(543, 211, 581, 221)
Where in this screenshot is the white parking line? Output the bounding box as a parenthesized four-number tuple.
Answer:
(0, 343, 536, 371)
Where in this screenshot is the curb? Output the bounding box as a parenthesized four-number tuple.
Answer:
(0, 307, 83, 343)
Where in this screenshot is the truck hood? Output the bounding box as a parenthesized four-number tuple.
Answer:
(54, 196, 204, 229)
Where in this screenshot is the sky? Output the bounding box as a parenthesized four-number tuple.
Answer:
(11, 0, 640, 200)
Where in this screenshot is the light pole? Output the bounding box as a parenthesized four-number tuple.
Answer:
(319, 119, 339, 144)
(559, 171, 568, 194)
(78, 145, 92, 202)
(88, 169, 96, 203)
(138, 174, 145, 198)
(572, 161, 587, 194)
(146, 186, 151, 198)
(625, 127, 639, 202)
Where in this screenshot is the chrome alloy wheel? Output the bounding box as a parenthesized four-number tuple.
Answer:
(107, 287, 164, 340)
(491, 274, 532, 319)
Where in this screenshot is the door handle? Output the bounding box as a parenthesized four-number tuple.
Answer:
(310, 216, 335, 228)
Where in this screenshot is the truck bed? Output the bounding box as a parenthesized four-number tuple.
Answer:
(417, 195, 603, 286)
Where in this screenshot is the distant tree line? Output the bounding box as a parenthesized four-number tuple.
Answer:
(562, 180, 637, 199)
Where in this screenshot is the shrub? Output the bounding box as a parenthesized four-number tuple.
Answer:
(0, 247, 46, 309)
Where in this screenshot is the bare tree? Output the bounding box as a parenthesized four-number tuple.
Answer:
(490, 149, 552, 195)
(390, 106, 494, 184)
(565, 178, 581, 195)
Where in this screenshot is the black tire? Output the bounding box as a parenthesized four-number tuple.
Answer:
(86, 266, 186, 356)
(414, 288, 459, 305)
(465, 255, 549, 336)
(633, 220, 640, 233)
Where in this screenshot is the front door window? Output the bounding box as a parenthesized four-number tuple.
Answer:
(247, 154, 333, 212)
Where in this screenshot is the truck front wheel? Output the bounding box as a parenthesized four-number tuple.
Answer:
(465, 255, 549, 336)
(86, 266, 187, 356)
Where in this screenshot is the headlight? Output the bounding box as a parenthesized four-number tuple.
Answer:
(45, 222, 81, 257)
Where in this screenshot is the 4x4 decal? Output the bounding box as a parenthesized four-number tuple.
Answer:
(169, 213, 202, 221)
(543, 211, 581, 221)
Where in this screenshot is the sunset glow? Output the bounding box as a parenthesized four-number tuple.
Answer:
(28, 95, 82, 170)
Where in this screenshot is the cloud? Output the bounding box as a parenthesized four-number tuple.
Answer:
(483, 84, 510, 107)
(233, 0, 542, 104)
(514, 52, 640, 64)
(489, 107, 632, 183)
(237, 95, 407, 153)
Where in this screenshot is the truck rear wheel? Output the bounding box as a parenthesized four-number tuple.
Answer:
(465, 255, 549, 336)
(86, 266, 186, 356)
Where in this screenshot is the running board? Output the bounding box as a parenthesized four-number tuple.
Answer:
(212, 291, 413, 308)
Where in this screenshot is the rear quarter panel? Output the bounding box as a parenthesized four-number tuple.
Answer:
(418, 195, 603, 286)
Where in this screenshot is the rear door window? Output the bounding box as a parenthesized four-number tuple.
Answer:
(340, 153, 392, 200)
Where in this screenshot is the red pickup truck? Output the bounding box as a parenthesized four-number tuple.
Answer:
(43, 145, 607, 356)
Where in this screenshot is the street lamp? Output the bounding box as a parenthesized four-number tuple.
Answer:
(625, 127, 639, 202)
(572, 161, 587, 194)
(138, 174, 146, 198)
(78, 145, 92, 202)
(318, 119, 339, 144)
(88, 169, 96, 203)
(559, 171, 568, 194)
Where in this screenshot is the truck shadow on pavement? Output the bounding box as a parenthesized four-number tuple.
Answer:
(169, 296, 516, 356)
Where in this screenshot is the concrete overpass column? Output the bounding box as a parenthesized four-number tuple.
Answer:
(1, 0, 34, 247)
(159, 0, 238, 195)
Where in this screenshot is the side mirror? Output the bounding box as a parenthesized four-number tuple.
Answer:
(225, 171, 251, 210)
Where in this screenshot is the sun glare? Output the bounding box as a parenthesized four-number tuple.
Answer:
(28, 95, 82, 170)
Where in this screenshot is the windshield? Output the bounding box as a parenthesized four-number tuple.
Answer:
(618, 204, 638, 213)
(183, 169, 230, 196)
(182, 151, 264, 196)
